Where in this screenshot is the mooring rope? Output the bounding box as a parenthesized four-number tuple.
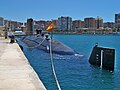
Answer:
(28, 39, 45, 48)
(49, 37, 62, 90)
(24, 35, 62, 89)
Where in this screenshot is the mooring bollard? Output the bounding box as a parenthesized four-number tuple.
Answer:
(10, 35, 15, 43)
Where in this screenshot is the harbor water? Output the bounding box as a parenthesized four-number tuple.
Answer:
(18, 35, 120, 90)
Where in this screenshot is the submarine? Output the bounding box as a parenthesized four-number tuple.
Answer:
(17, 18, 78, 55)
(21, 34, 77, 55)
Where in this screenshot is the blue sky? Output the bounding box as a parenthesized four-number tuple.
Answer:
(0, 0, 120, 22)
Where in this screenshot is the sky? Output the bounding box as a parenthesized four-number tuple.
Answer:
(0, 0, 120, 22)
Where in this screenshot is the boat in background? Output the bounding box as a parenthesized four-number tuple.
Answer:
(112, 32, 120, 36)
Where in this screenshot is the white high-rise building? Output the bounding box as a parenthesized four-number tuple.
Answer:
(115, 13, 120, 30)
(115, 13, 120, 23)
(58, 16, 72, 31)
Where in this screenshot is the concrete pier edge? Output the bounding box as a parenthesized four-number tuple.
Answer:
(17, 41, 46, 90)
(0, 38, 46, 90)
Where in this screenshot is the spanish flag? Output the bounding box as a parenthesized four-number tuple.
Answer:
(47, 23, 53, 32)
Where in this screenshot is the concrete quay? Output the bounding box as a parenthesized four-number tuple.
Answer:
(0, 38, 46, 90)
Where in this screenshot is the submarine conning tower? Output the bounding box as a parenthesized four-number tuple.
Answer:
(26, 18, 33, 36)
(89, 44, 115, 71)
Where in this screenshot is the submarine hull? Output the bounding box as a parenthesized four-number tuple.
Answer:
(21, 35, 77, 55)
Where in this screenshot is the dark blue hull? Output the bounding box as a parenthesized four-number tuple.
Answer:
(20, 35, 77, 55)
